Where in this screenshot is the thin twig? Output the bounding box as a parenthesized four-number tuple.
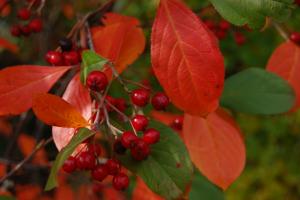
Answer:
(272, 20, 289, 41)
(122, 78, 151, 90)
(0, 137, 53, 184)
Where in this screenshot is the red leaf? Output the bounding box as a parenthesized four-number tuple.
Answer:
(32, 93, 89, 128)
(132, 178, 164, 200)
(183, 109, 246, 190)
(0, 66, 71, 116)
(151, 0, 225, 117)
(91, 13, 146, 78)
(0, 38, 18, 53)
(52, 73, 92, 151)
(267, 41, 300, 112)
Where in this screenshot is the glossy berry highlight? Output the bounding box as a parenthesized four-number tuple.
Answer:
(130, 89, 150, 107)
(45, 51, 63, 66)
(132, 115, 149, 131)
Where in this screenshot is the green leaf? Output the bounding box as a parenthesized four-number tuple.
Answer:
(118, 120, 193, 200)
(221, 68, 295, 115)
(45, 128, 95, 191)
(208, 0, 294, 29)
(190, 170, 224, 200)
(80, 50, 107, 84)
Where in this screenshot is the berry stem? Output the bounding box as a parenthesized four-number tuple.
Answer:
(272, 20, 289, 41)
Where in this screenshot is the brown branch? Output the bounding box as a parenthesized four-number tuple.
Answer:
(0, 137, 53, 184)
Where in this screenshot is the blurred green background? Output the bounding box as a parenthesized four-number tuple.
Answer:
(1, 0, 300, 199)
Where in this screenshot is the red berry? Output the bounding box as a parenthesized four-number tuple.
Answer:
(219, 20, 231, 31)
(295, 0, 300, 6)
(86, 71, 108, 92)
(105, 159, 121, 175)
(121, 131, 138, 148)
(88, 144, 102, 156)
(62, 156, 76, 173)
(143, 128, 160, 144)
(132, 115, 149, 131)
(203, 20, 215, 31)
(45, 51, 63, 65)
(76, 151, 96, 170)
(216, 30, 227, 40)
(113, 139, 127, 154)
(10, 25, 21, 37)
(130, 139, 150, 161)
(171, 116, 184, 131)
(290, 32, 300, 44)
(28, 18, 43, 33)
(234, 32, 246, 46)
(91, 165, 109, 181)
(115, 98, 127, 112)
(151, 92, 169, 110)
(130, 89, 150, 107)
(63, 51, 80, 65)
(105, 95, 116, 112)
(112, 173, 129, 190)
(20, 25, 31, 36)
(17, 8, 31, 20)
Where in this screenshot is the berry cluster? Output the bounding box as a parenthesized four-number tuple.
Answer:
(10, 4, 43, 37)
(130, 88, 170, 111)
(45, 38, 81, 66)
(203, 19, 246, 45)
(63, 144, 130, 191)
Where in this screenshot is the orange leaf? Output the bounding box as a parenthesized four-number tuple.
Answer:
(18, 134, 48, 165)
(52, 73, 92, 151)
(0, 66, 71, 116)
(0, 38, 18, 53)
(151, 0, 225, 117)
(267, 41, 300, 112)
(32, 93, 89, 128)
(183, 109, 246, 190)
(91, 13, 146, 78)
(16, 185, 41, 200)
(0, 117, 12, 136)
(132, 178, 164, 200)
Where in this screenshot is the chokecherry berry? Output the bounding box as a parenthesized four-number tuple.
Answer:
(105, 159, 121, 175)
(295, 0, 300, 6)
(45, 51, 63, 65)
(62, 156, 77, 173)
(105, 95, 116, 112)
(130, 139, 150, 161)
(290, 32, 300, 44)
(10, 25, 21, 37)
(112, 173, 129, 190)
(113, 139, 127, 154)
(234, 32, 246, 46)
(91, 164, 109, 181)
(151, 92, 169, 110)
(219, 20, 231, 31)
(86, 71, 108, 92)
(115, 98, 127, 112)
(20, 25, 31, 36)
(171, 116, 184, 131)
(17, 8, 31, 20)
(28, 18, 43, 33)
(121, 131, 138, 148)
(130, 89, 150, 107)
(88, 144, 102, 156)
(132, 115, 149, 131)
(143, 128, 160, 144)
(76, 151, 96, 170)
(59, 37, 73, 52)
(63, 51, 80, 65)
